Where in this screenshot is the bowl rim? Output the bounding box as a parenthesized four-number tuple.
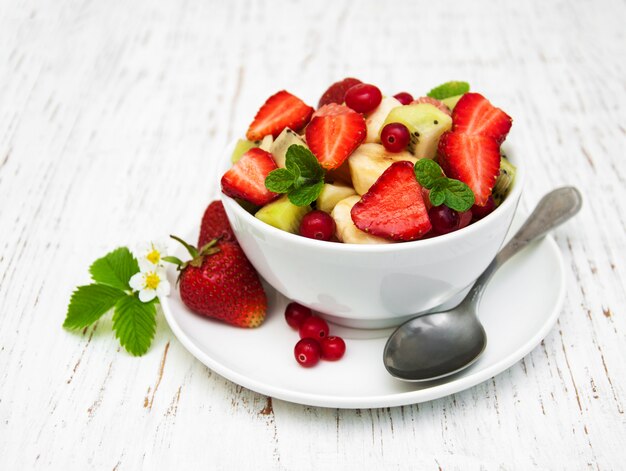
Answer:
(220, 139, 525, 253)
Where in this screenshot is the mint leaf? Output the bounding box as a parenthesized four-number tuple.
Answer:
(64, 284, 126, 329)
(285, 145, 324, 181)
(443, 180, 475, 212)
(112, 295, 157, 356)
(429, 185, 446, 207)
(427, 81, 470, 100)
(288, 180, 324, 207)
(89, 247, 139, 291)
(265, 168, 295, 193)
(414, 159, 445, 189)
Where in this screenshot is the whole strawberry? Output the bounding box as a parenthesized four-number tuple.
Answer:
(168, 236, 267, 328)
(198, 200, 235, 247)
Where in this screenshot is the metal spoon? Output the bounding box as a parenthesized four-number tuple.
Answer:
(383, 187, 583, 381)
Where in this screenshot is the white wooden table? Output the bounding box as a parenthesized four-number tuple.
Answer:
(1, 0, 624, 469)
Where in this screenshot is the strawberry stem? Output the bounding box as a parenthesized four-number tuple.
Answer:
(170, 235, 199, 258)
(162, 255, 184, 266)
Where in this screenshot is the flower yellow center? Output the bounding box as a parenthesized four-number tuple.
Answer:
(146, 249, 161, 265)
(144, 272, 160, 290)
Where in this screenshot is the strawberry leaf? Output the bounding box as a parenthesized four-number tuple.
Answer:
(112, 295, 157, 356)
(89, 247, 139, 291)
(63, 284, 126, 330)
(427, 81, 470, 100)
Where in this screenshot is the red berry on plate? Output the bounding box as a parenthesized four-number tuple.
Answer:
(320, 336, 346, 361)
(471, 195, 496, 220)
(285, 302, 312, 329)
(294, 338, 321, 367)
(380, 123, 410, 153)
(393, 92, 413, 105)
(318, 77, 362, 108)
(198, 200, 236, 247)
(299, 316, 330, 340)
(428, 205, 459, 235)
(345, 83, 383, 114)
(300, 210, 336, 241)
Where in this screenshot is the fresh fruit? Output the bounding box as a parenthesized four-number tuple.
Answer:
(351, 161, 432, 241)
(299, 316, 330, 340)
(231, 139, 258, 163)
(364, 96, 402, 143)
(294, 338, 322, 367)
(380, 122, 410, 153)
(347, 143, 417, 195)
(198, 201, 236, 247)
(344, 83, 382, 113)
(285, 302, 313, 329)
(381, 103, 452, 159)
(255, 195, 311, 233)
(492, 157, 516, 206)
(451, 93, 512, 143)
(332, 195, 391, 244)
(270, 128, 308, 167)
(170, 236, 266, 328)
(320, 336, 346, 361)
(437, 132, 501, 206)
(441, 94, 464, 110)
(427, 81, 470, 100)
(411, 96, 451, 115)
(246, 90, 314, 141)
(457, 210, 473, 230)
(316, 183, 357, 213)
(258, 134, 274, 152)
(306, 104, 367, 170)
(393, 92, 413, 105)
(221, 148, 279, 206)
(428, 205, 458, 235)
(326, 159, 353, 185)
(471, 195, 496, 220)
(299, 210, 336, 241)
(318, 77, 362, 108)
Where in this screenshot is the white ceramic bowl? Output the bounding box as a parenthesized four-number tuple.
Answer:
(221, 142, 524, 329)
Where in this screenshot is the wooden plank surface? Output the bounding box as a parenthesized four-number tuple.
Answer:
(0, 0, 624, 469)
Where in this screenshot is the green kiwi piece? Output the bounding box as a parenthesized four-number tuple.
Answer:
(441, 94, 464, 110)
(231, 139, 258, 163)
(255, 195, 311, 233)
(270, 128, 308, 167)
(492, 157, 516, 206)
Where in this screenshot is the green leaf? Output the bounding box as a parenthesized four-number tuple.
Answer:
(89, 247, 139, 291)
(63, 284, 126, 330)
(170, 235, 198, 258)
(443, 180, 475, 212)
(265, 168, 295, 193)
(285, 145, 324, 181)
(288, 180, 324, 207)
(427, 81, 470, 100)
(162, 255, 184, 266)
(414, 159, 445, 189)
(112, 295, 157, 356)
(429, 185, 446, 207)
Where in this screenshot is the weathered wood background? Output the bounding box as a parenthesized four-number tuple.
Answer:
(0, 0, 624, 469)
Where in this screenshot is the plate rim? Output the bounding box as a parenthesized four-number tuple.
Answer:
(160, 236, 565, 409)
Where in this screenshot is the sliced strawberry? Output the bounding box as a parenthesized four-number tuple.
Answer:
(221, 148, 279, 206)
(437, 132, 501, 206)
(451, 93, 512, 143)
(351, 161, 432, 241)
(318, 77, 362, 108)
(246, 91, 314, 141)
(306, 104, 366, 170)
(411, 96, 451, 116)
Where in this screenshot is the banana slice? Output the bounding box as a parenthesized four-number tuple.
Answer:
(317, 183, 357, 214)
(348, 143, 418, 195)
(365, 97, 402, 143)
(332, 195, 391, 244)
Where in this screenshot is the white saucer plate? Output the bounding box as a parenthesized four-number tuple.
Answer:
(161, 211, 566, 409)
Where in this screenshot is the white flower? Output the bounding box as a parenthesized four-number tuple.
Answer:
(129, 268, 171, 303)
(135, 241, 168, 271)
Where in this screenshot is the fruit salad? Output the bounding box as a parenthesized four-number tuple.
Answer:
(221, 79, 516, 243)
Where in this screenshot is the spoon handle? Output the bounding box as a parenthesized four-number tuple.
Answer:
(468, 187, 582, 303)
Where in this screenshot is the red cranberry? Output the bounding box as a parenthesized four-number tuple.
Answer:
(472, 196, 496, 220)
(320, 336, 346, 361)
(344, 83, 382, 113)
(300, 210, 336, 241)
(457, 210, 473, 230)
(380, 122, 410, 152)
(429, 205, 460, 235)
(299, 316, 330, 340)
(285, 302, 312, 329)
(294, 338, 321, 367)
(393, 92, 414, 105)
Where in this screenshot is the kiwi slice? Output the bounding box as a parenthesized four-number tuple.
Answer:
(441, 94, 464, 110)
(492, 157, 516, 206)
(270, 128, 308, 167)
(231, 139, 258, 163)
(317, 183, 357, 214)
(255, 195, 311, 233)
(381, 104, 452, 159)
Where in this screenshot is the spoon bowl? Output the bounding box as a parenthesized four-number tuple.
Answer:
(383, 187, 583, 382)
